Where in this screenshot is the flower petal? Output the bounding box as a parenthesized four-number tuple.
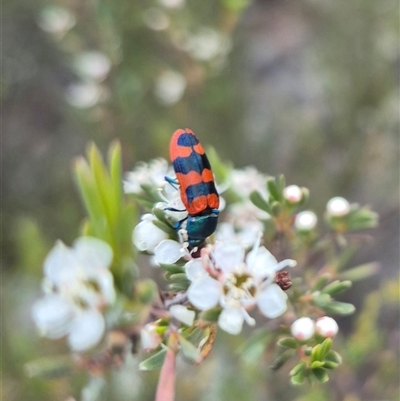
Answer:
(133, 220, 168, 252)
(187, 276, 221, 310)
(246, 246, 278, 280)
(154, 240, 182, 264)
(94, 269, 116, 305)
(212, 241, 244, 273)
(185, 259, 207, 282)
(68, 309, 105, 351)
(44, 241, 79, 285)
(32, 294, 74, 339)
(169, 305, 195, 326)
(218, 308, 244, 335)
(257, 284, 288, 318)
(74, 237, 113, 271)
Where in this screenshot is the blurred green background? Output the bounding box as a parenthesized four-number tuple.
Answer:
(2, 0, 399, 400)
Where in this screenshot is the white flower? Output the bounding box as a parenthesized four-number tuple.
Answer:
(186, 238, 296, 335)
(326, 197, 350, 217)
(123, 158, 171, 194)
(315, 316, 339, 338)
(283, 185, 303, 203)
(291, 317, 315, 341)
(133, 214, 169, 253)
(294, 211, 318, 231)
(32, 237, 115, 352)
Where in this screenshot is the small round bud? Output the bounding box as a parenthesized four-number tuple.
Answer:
(326, 197, 350, 217)
(294, 211, 318, 231)
(291, 317, 315, 341)
(283, 185, 303, 203)
(315, 316, 339, 338)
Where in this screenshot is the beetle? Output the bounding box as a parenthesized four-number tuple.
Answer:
(168, 128, 219, 249)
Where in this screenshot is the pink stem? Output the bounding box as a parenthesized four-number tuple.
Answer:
(155, 335, 177, 401)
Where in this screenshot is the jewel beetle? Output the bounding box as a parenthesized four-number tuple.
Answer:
(168, 128, 219, 248)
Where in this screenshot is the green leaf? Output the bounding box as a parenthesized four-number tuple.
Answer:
(339, 262, 379, 281)
(311, 344, 322, 362)
(266, 178, 281, 201)
(178, 335, 201, 363)
(318, 338, 333, 359)
(277, 174, 286, 194)
(168, 273, 189, 282)
(25, 355, 73, 379)
(152, 219, 175, 234)
(74, 158, 104, 228)
(88, 143, 117, 228)
(199, 307, 222, 323)
(312, 275, 331, 292)
(312, 367, 329, 383)
(108, 140, 123, 217)
(311, 339, 332, 364)
(322, 361, 339, 369)
(159, 264, 185, 274)
(169, 281, 190, 291)
(291, 372, 306, 385)
(250, 190, 270, 213)
(325, 350, 342, 364)
(347, 207, 379, 230)
(278, 337, 298, 349)
(322, 301, 356, 315)
(153, 208, 175, 229)
(270, 349, 295, 371)
(290, 362, 307, 385)
(270, 201, 283, 217)
(311, 361, 324, 369)
(322, 280, 352, 295)
(139, 348, 167, 371)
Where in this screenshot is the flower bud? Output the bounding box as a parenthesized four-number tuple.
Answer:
(141, 323, 162, 351)
(283, 185, 303, 203)
(291, 317, 315, 341)
(326, 197, 350, 217)
(294, 211, 318, 231)
(315, 316, 339, 338)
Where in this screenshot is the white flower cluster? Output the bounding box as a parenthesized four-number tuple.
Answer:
(124, 160, 317, 337)
(186, 238, 296, 335)
(32, 237, 115, 352)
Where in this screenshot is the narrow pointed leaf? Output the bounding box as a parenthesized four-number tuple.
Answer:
(139, 348, 167, 371)
(178, 335, 201, 363)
